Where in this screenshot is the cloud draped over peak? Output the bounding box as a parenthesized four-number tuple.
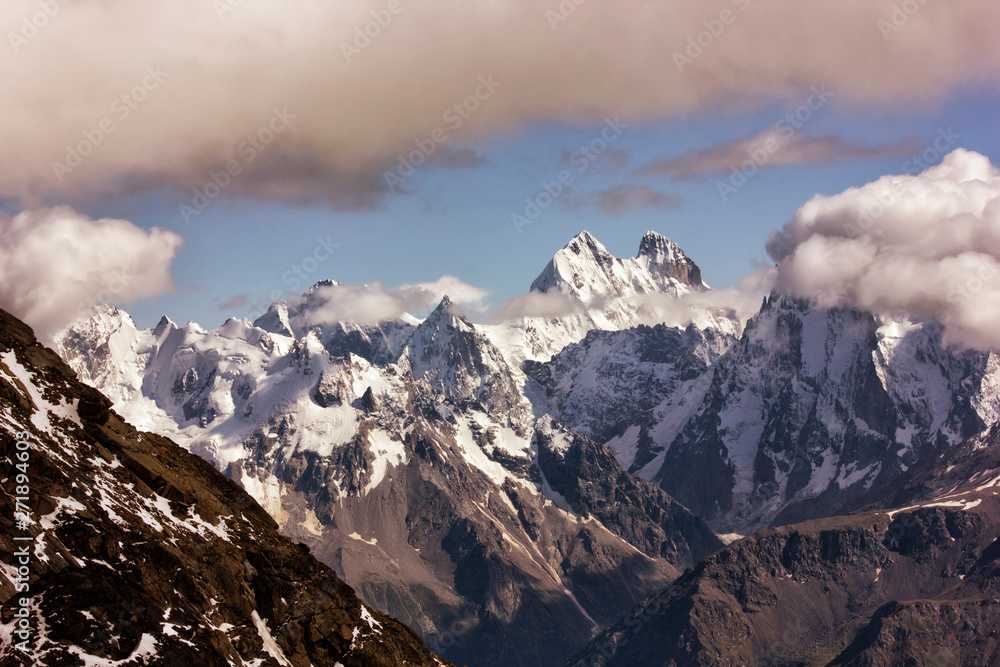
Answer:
(3, 0, 1000, 208)
(767, 149, 1000, 351)
(491, 291, 584, 323)
(629, 269, 776, 329)
(292, 276, 488, 328)
(0, 207, 183, 343)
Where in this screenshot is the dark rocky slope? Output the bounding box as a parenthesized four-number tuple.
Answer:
(568, 450, 1000, 665)
(0, 310, 451, 666)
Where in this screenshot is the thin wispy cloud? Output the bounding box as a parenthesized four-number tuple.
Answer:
(215, 294, 251, 312)
(596, 185, 682, 215)
(558, 147, 630, 172)
(638, 129, 921, 179)
(296, 276, 489, 328)
(432, 149, 488, 170)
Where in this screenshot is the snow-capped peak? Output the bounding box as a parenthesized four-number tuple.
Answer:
(153, 314, 176, 338)
(420, 295, 474, 333)
(486, 230, 727, 363)
(529, 229, 705, 303)
(529, 230, 613, 294)
(253, 301, 294, 337)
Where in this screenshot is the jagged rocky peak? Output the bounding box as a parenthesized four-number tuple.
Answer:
(152, 314, 176, 338)
(636, 230, 706, 289)
(421, 295, 472, 331)
(404, 296, 528, 421)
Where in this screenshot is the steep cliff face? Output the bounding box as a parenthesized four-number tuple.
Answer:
(0, 310, 451, 667)
(525, 322, 733, 472)
(642, 295, 1000, 533)
(569, 422, 1000, 666)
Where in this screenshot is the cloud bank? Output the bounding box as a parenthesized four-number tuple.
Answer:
(0, 207, 183, 343)
(3, 0, 1000, 208)
(630, 269, 777, 329)
(294, 276, 488, 328)
(767, 149, 1000, 351)
(491, 291, 585, 323)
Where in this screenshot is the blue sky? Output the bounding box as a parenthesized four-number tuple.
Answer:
(88, 87, 1000, 330)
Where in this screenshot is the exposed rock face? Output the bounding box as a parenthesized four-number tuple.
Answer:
(402, 297, 528, 422)
(534, 417, 721, 566)
(568, 494, 1000, 665)
(639, 294, 1000, 533)
(635, 230, 704, 289)
(525, 323, 734, 471)
(0, 310, 451, 666)
(318, 318, 417, 368)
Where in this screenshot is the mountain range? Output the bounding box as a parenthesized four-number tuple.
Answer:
(47, 229, 1000, 666)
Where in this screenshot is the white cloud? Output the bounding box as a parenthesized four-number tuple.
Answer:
(294, 276, 488, 327)
(396, 276, 489, 312)
(0, 207, 183, 343)
(630, 269, 776, 329)
(491, 291, 584, 322)
(3, 1, 1000, 207)
(766, 148, 1000, 351)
